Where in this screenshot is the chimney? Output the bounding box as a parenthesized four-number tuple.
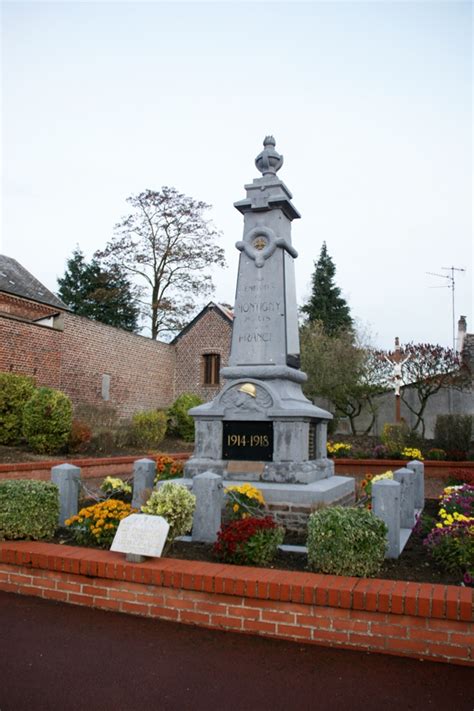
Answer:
(456, 315, 467, 353)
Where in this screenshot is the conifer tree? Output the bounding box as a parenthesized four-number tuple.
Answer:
(57, 248, 140, 332)
(301, 242, 353, 335)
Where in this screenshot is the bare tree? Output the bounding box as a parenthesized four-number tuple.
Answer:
(395, 343, 470, 437)
(96, 187, 226, 339)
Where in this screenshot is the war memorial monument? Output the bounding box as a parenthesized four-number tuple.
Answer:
(185, 137, 354, 517)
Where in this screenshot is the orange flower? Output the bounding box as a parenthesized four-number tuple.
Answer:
(361, 479, 368, 489)
(366, 473, 373, 481)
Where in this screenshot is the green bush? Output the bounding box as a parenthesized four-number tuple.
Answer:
(307, 506, 387, 577)
(22, 387, 73, 454)
(0, 373, 35, 445)
(142, 482, 196, 546)
(434, 415, 473, 459)
(214, 516, 284, 566)
(131, 410, 167, 448)
(381, 422, 422, 457)
(167, 393, 203, 442)
(0, 480, 59, 540)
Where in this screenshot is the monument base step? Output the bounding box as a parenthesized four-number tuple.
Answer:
(167, 475, 355, 507)
(184, 457, 335, 485)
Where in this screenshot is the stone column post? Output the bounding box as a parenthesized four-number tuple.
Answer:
(131, 458, 156, 509)
(393, 467, 416, 529)
(51, 463, 81, 526)
(192, 472, 223, 543)
(406, 460, 425, 510)
(372, 479, 401, 559)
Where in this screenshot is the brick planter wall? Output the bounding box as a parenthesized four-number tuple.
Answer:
(0, 542, 472, 666)
(0, 453, 191, 483)
(335, 459, 474, 498)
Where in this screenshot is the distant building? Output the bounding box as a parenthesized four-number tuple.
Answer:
(0, 255, 232, 419)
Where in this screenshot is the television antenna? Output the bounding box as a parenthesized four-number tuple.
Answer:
(426, 266, 466, 350)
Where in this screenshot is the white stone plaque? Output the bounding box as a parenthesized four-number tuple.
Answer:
(110, 514, 170, 558)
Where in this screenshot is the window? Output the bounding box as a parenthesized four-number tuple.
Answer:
(202, 353, 220, 386)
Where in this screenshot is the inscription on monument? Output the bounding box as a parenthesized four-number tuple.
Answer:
(223, 421, 273, 461)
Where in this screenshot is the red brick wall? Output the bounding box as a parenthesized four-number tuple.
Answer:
(59, 313, 175, 419)
(0, 307, 176, 420)
(174, 306, 232, 402)
(1, 541, 472, 666)
(0, 314, 63, 388)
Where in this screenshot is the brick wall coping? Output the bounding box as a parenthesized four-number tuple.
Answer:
(0, 455, 471, 477)
(0, 452, 190, 474)
(334, 459, 474, 478)
(1, 541, 471, 623)
(335, 458, 473, 469)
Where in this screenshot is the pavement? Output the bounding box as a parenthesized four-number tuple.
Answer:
(0, 591, 472, 711)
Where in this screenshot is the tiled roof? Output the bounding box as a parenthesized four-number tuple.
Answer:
(0, 255, 68, 311)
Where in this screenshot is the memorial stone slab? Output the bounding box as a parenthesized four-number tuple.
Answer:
(111, 514, 169, 559)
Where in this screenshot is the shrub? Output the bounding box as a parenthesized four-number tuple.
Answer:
(424, 521, 473, 580)
(100, 476, 132, 503)
(213, 516, 284, 566)
(0, 373, 35, 445)
(154, 455, 184, 483)
(65, 499, 135, 548)
(142, 482, 196, 545)
(131, 410, 167, 449)
(434, 415, 473, 459)
(423, 484, 473, 581)
(22, 387, 73, 454)
(372, 444, 390, 459)
(167, 393, 203, 442)
(438, 484, 474, 519)
(225, 483, 265, 520)
(381, 422, 410, 456)
(307, 507, 387, 577)
(0, 480, 59, 540)
(87, 429, 117, 455)
(68, 419, 92, 453)
(425, 448, 447, 461)
(74, 403, 118, 430)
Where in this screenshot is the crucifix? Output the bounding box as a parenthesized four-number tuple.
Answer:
(383, 337, 410, 423)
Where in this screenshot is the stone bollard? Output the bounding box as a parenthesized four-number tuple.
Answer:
(372, 479, 401, 559)
(51, 463, 81, 526)
(406, 460, 425, 510)
(192, 471, 223, 543)
(131, 458, 156, 509)
(393, 467, 416, 529)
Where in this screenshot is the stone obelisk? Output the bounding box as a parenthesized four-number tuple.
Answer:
(185, 137, 354, 505)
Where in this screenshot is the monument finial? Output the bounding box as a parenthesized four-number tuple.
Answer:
(255, 135, 284, 176)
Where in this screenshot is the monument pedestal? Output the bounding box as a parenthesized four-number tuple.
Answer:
(185, 137, 354, 510)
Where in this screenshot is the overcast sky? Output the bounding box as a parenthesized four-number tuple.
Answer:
(2, 0, 472, 351)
